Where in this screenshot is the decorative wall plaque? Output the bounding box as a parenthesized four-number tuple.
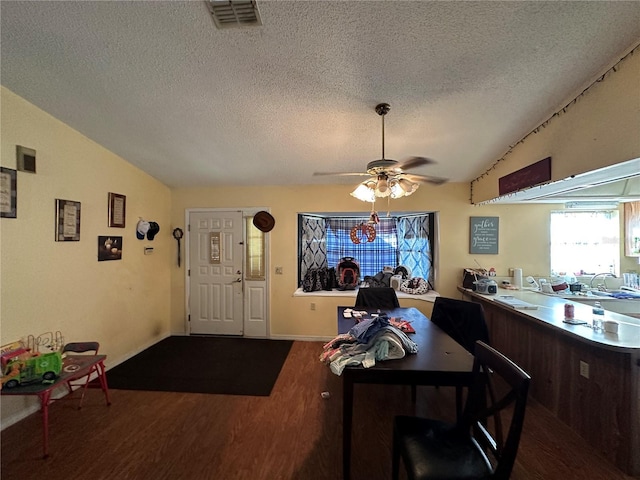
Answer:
(108, 192, 126, 228)
(469, 216, 499, 254)
(0, 167, 17, 218)
(55, 199, 81, 241)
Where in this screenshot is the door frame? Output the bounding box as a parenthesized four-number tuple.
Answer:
(184, 207, 271, 337)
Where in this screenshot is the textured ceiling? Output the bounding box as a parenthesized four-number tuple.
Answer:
(2, 1, 639, 189)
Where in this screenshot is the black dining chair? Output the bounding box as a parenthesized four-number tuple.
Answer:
(354, 287, 400, 310)
(392, 341, 531, 480)
(430, 297, 490, 354)
(429, 296, 490, 416)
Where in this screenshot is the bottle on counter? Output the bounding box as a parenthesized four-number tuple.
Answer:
(592, 301, 605, 332)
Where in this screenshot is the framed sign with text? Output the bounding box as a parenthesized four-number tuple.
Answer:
(469, 216, 499, 254)
(499, 157, 551, 196)
(0, 167, 17, 218)
(108, 192, 126, 228)
(55, 199, 81, 241)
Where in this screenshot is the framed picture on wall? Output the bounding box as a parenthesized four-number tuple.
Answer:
(469, 216, 499, 254)
(0, 167, 17, 218)
(108, 192, 126, 228)
(98, 235, 123, 261)
(55, 199, 81, 241)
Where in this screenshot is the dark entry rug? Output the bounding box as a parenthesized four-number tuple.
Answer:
(104, 336, 293, 396)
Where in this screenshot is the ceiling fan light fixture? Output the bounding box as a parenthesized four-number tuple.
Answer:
(375, 175, 390, 197)
(398, 178, 418, 195)
(351, 174, 421, 202)
(389, 180, 418, 199)
(351, 182, 376, 202)
(318, 102, 446, 204)
(390, 181, 404, 198)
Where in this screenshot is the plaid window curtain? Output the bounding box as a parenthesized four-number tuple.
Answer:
(326, 217, 397, 277)
(299, 213, 432, 286)
(299, 215, 328, 281)
(397, 215, 432, 283)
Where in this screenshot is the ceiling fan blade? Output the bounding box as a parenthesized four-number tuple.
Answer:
(395, 156, 436, 172)
(314, 106, 441, 184)
(313, 171, 371, 177)
(404, 173, 449, 185)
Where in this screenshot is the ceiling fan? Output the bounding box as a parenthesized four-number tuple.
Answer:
(313, 103, 448, 202)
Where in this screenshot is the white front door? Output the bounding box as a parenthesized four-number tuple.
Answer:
(189, 211, 244, 335)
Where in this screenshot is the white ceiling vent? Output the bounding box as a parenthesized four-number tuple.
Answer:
(205, 1, 262, 29)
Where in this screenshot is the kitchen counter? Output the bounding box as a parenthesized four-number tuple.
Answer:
(532, 289, 640, 317)
(458, 285, 640, 477)
(458, 287, 640, 351)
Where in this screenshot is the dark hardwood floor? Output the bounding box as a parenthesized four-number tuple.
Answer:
(1, 341, 634, 480)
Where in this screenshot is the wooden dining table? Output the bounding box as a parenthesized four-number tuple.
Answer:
(336, 306, 474, 480)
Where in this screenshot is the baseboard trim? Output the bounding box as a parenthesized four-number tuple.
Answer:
(106, 333, 171, 370)
(1, 333, 172, 432)
(269, 334, 332, 342)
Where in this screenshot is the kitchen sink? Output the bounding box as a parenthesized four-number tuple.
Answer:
(531, 289, 640, 315)
(588, 288, 640, 299)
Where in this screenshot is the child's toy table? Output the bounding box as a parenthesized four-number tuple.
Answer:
(1, 354, 111, 458)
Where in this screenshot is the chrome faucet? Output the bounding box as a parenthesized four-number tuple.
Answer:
(589, 273, 617, 290)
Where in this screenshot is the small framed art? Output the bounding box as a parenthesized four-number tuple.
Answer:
(98, 235, 123, 261)
(55, 199, 81, 241)
(0, 167, 17, 218)
(469, 216, 499, 254)
(108, 192, 126, 228)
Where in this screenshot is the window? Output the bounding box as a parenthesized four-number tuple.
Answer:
(326, 217, 398, 277)
(245, 216, 265, 280)
(549, 210, 620, 276)
(298, 213, 436, 286)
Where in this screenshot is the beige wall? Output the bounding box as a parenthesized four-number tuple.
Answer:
(171, 184, 568, 338)
(472, 46, 640, 204)
(3, 45, 639, 426)
(170, 191, 637, 340)
(0, 87, 172, 424)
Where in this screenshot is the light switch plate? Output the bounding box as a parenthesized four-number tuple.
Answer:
(579, 360, 589, 379)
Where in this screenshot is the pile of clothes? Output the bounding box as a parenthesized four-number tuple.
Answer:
(320, 314, 418, 376)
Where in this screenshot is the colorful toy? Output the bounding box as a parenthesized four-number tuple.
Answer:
(1, 342, 62, 389)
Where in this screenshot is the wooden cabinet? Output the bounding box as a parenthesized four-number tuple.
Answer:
(461, 290, 640, 477)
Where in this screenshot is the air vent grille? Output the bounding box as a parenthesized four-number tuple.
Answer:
(205, 1, 262, 29)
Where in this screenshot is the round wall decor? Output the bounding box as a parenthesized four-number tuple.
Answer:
(350, 223, 376, 244)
